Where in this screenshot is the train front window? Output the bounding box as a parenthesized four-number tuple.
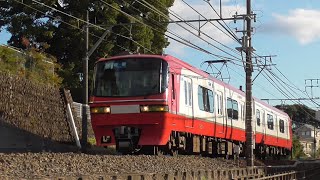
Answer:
(93, 58, 168, 97)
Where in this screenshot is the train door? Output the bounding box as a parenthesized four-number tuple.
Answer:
(216, 91, 224, 131)
(170, 73, 177, 114)
(239, 101, 246, 139)
(181, 76, 194, 128)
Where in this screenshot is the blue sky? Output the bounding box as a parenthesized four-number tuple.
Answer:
(1, 0, 320, 108)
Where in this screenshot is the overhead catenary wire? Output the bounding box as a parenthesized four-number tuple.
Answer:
(254, 56, 318, 108)
(135, 0, 259, 70)
(258, 67, 318, 122)
(131, 0, 243, 61)
(137, 0, 242, 56)
(13, 0, 147, 57)
(14, 0, 245, 66)
(226, 65, 280, 99)
(129, 0, 320, 114)
(100, 0, 243, 61)
(273, 66, 320, 107)
(180, 0, 241, 44)
(13, 0, 246, 81)
(204, 0, 241, 44)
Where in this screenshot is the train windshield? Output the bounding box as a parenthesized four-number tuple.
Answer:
(93, 58, 168, 97)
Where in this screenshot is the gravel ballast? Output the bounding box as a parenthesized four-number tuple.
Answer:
(0, 152, 241, 179)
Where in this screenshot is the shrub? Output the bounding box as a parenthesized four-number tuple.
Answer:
(0, 45, 62, 86)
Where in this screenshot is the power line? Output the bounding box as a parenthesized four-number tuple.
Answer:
(180, 0, 241, 44)
(28, 0, 155, 54)
(260, 71, 318, 123)
(204, 0, 241, 44)
(135, 0, 246, 61)
(12, 0, 138, 54)
(254, 56, 320, 108)
(134, 0, 243, 60)
(100, 0, 242, 61)
(261, 98, 320, 101)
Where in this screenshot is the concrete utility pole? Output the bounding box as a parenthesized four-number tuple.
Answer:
(81, 11, 113, 152)
(81, 10, 90, 152)
(245, 0, 254, 167)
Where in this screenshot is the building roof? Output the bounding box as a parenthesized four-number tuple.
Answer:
(295, 124, 320, 132)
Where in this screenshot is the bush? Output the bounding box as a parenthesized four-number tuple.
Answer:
(0, 45, 62, 86)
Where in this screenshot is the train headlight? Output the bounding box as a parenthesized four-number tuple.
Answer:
(140, 105, 168, 112)
(90, 107, 111, 114)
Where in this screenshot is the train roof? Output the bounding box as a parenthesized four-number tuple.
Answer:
(97, 54, 289, 117)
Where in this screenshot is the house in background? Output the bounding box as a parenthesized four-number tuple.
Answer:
(294, 124, 320, 157)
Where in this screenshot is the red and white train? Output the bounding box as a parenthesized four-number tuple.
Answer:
(89, 54, 292, 158)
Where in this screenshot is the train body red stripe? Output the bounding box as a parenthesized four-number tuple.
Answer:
(92, 112, 291, 149)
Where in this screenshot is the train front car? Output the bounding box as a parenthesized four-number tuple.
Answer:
(90, 55, 171, 154)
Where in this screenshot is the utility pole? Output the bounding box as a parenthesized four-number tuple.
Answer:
(305, 79, 320, 98)
(81, 12, 113, 152)
(234, 0, 254, 167)
(245, 0, 254, 167)
(81, 10, 90, 152)
(305, 79, 320, 158)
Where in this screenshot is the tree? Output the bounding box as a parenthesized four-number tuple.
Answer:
(0, 0, 174, 88)
(292, 136, 305, 159)
(275, 104, 317, 130)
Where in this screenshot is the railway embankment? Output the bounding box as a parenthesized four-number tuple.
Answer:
(0, 72, 88, 152)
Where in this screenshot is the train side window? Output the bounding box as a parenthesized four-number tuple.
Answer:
(198, 86, 205, 111)
(183, 79, 192, 106)
(256, 109, 261, 126)
(198, 85, 214, 113)
(227, 98, 238, 120)
(227, 98, 233, 119)
(262, 110, 265, 127)
(217, 95, 220, 114)
(279, 119, 284, 133)
(188, 82, 192, 106)
(216, 92, 223, 115)
(220, 95, 223, 115)
(232, 100, 238, 120)
(208, 90, 214, 113)
(267, 114, 274, 130)
(184, 81, 188, 105)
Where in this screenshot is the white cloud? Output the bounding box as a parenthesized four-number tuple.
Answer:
(165, 0, 245, 56)
(261, 9, 320, 45)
